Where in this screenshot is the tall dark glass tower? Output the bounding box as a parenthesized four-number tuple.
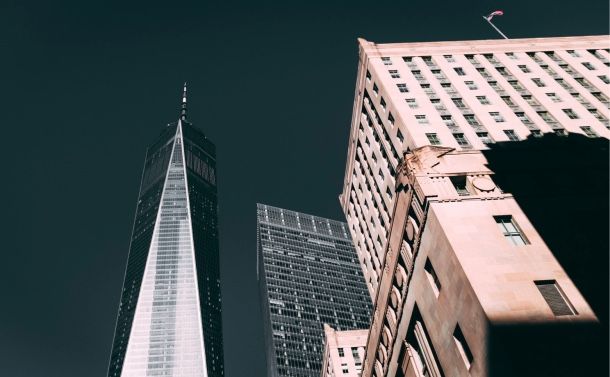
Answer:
(107, 85, 224, 377)
(257, 204, 372, 377)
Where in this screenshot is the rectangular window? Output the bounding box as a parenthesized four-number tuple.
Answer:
(503, 129, 520, 141)
(453, 133, 470, 147)
(373, 84, 379, 95)
(554, 129, 568, 136)
(494, 215, 528, 245)
(599, 75, 610, 84)
(402, 56, 413, 62)
(411, 70, 423, 79)
(537, 111, 556, 123)
(532, 78, 546, 87)
(580, 126, 597, 137)
(535, 280, 577, 316)
(454, 67, 466, 76)
(464, 114, 479, 126)
(380, 97, 387, 110)
(405, 98, 418, 108)
(338, 348, 345, 357)
(424, 258, 441, 295)
(465, 80, 478, 90)
(531, 129, 543, 137)
(518, 65, 530, 73)
(567, 50, 580, 57)
(546, 92, 561, 102)
(366, 70, 371, 81)
(476, 95, 490, 105)
(508, 80, 523, 90)
(426, 133, 441, 145)
(515, 112, 530, 123)
(562, 108, 579, 119)
(397, 83, 409, 93)
(397, 129, 404, 142)
(582, 62, 595, 70)
(381, 57, 392, 65)
(506, 52, 517, 60)
(444, 54, 455, 62)
(416, 115, 428, 124)
(388, 112, 395, 125)
(490, 112, 505, 122)
(476, 131, 493, 144)
(592, 91, 609, 103)
(442, 115, 455, 127)
(452, 98, 466, 108)
(501, 96, 515, 106)
(453, 325, 474, 369)
(522, 95, 540, 106)
(389, 69, 400, 78)
(450, 175, 470, 195)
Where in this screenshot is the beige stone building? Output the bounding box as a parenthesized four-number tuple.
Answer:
(321, 324, 367, 377)
(339, 36, 609, 377)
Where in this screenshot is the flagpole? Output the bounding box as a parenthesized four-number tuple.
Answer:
(482, 16, 509, 39)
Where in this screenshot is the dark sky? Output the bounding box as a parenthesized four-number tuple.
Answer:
(1, 1, 607, 376)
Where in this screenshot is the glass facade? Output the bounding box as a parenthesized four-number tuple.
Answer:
(108, 118, 223, 377)
(257, 204, 371, 377)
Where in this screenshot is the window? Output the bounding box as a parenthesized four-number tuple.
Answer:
(494, 215, 528, 245)
(405, 98, 418, 108)
(402, 56, 413, 62)
(562, 108, 579, 119)
(537, 111, 556, 123)
(366, 70, 371, 81)
(532, 78, 546, 87)
(426, 133, 441, 145)
(598, 75, 610, 84)
(444, 54, 455, 62)
(341, 363, 349, 374)
(488, 80, 499, 88)
(454, 67, 466, 76)
(476, 131, 493, 144)
(453, 133, 470, 147)
(452, 98, 466, 108)
(501, 96, 515, 106)
(462, 80, 476, 90)
(389, 69, 400, 78)
(580, 126, 597, 137)
(567, 50, 580, 57)
(503, 129, 520, 141)
(546, 92, 561, 102)
(464, 114, 479, 126)
(381, 57, 392, 65)
(454, 325, 474, 369)
(496, 66, 508, 76)
(518, 64, 530, 73)
(411, 70, 423, 79)
(592, 91, 609, 103)
(397, 83, 409, 93)
(386, 187, 393, 199)
(506, 52, 517, 60)
(373, 84, 378, 95)
(476, 95, 490, 105)
(416, 115, 428, 124)
(442, 115, 455, 127)
(508, 80, 523, 90)
(554, 129, 568, 136)
(522, 95, 539, 106)
(450, 175, 470, 195)
(582, 62, 595, 70)
(388, 112, 395, 125)
(515, 112, 531, 123)
(424, 258, 441, 295)
(338, 348, 345, 357)
(490, 112, 505, 122)
(380, 97, 387, 110)
(531, 129, 542, 137)
(535, 280, 577, 316)
(589, 108, 608, 122)
(397, 129, 404, 142)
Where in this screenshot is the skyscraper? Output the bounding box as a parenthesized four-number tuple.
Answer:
(339, 36, 609, 377)
(257, 204, 372, 377)
(107, 85, 224, 377)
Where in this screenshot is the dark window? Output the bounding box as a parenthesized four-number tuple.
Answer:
(453, 325, 474, 369)
(535, 280, 577, 316)
(424, 258, 441, 295)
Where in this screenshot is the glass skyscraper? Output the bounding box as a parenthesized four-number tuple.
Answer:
(107, 85, 224, 377)
(257, 204, 371, 377)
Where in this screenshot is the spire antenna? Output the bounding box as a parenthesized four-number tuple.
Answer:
(180, 82, 188, 120)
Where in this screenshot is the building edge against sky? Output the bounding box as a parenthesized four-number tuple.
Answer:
(257, 204, 372, 377)
(107, 86, 225, 377)
(339, 35, 609, 377)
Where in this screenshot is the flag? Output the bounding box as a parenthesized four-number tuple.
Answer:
(486, 10, 504, 21)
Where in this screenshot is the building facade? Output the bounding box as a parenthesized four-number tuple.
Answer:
(257, 204, 372, 377)
(107, 86, 224, 377)
(321, 325, 367, 377)
(339, 36, 610, 377)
